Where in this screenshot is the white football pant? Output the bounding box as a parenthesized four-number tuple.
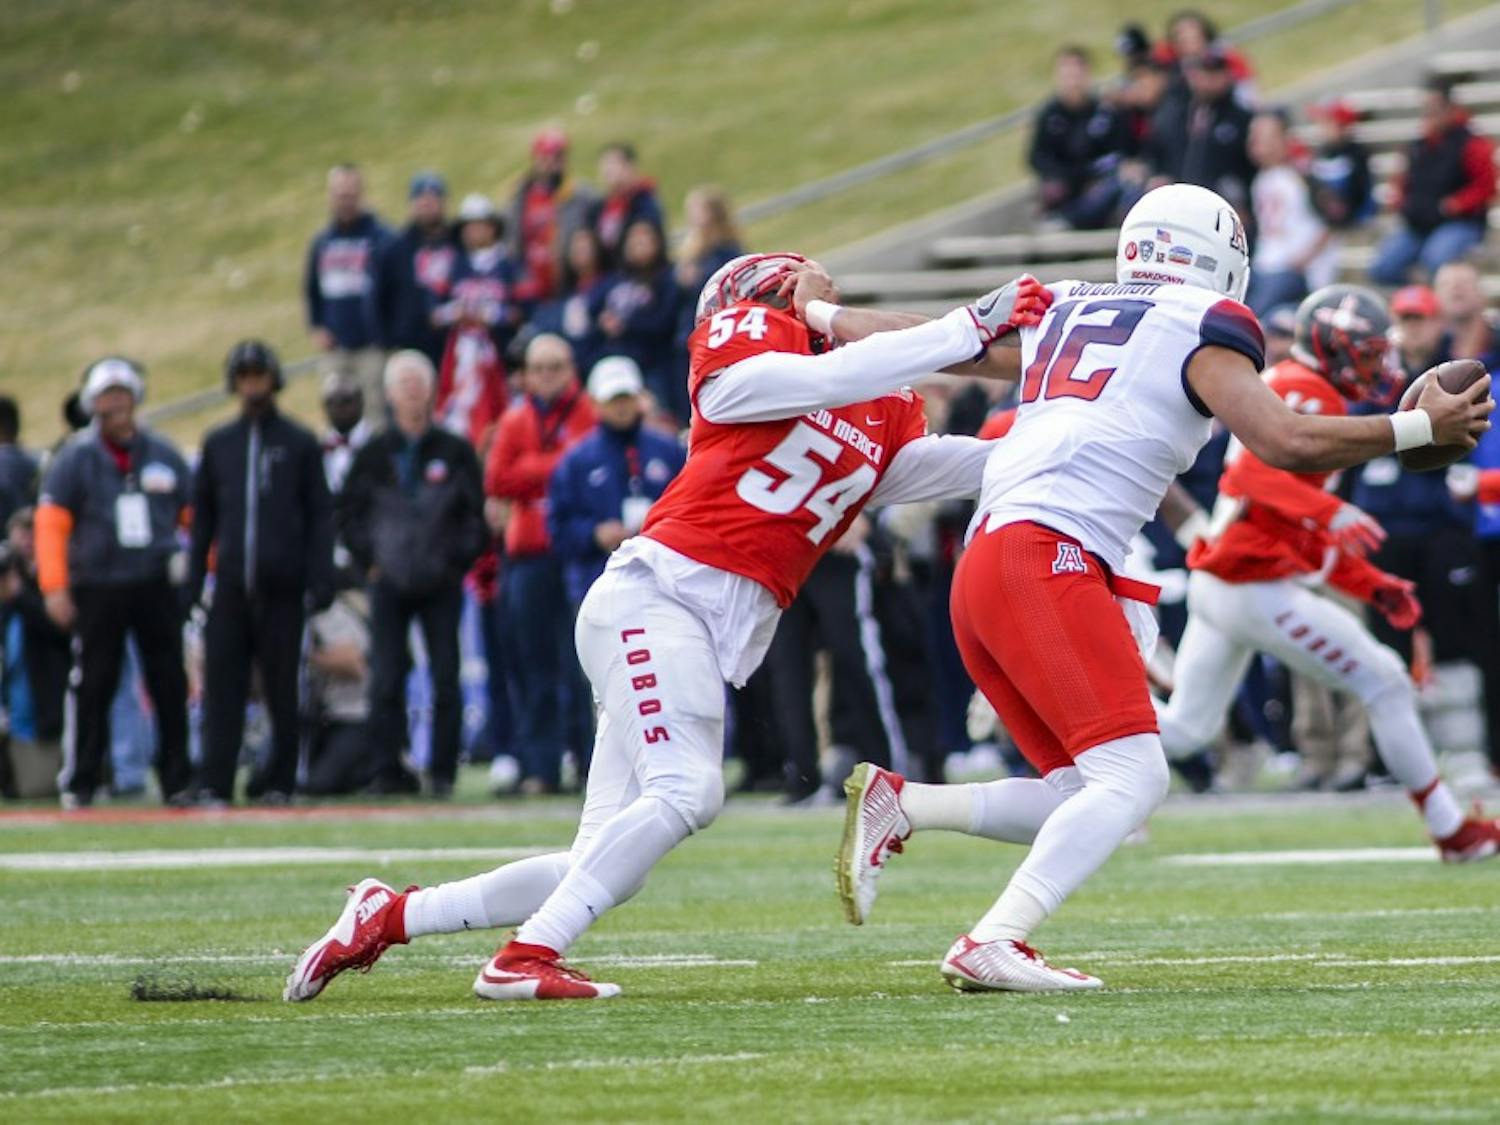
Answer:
(1156, 570, 1441, 795)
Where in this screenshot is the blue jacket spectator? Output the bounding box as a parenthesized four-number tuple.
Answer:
(596, 219, 683, 422)
(529, 226, 609, 378)
(435, 195, 520, 356)
(304, 164, 392, 351)
(548, 357, 685, 604)
(594, 142, 665, 265)
(379, 172, 458, 368)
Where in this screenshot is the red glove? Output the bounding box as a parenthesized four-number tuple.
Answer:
(1327, 503, 1386, 558)
(1372, 577, 1422, 631)
(965, 273, 1053, 346)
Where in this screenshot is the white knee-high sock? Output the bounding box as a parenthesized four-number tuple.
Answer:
(970, 733, 1168, 944)
(1364, 688, 1463, 838)
(901, 778, 1068, 844)
(515, 796, 690, 954)
(403, 852, 573, 938)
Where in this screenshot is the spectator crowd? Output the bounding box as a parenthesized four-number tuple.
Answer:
(5, 10, 1500, 809)
(1028, 10, 1497, 315)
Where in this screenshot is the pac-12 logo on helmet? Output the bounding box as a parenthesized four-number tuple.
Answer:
(695, 252, 810, 327)
(1291, 284, 1399, 404)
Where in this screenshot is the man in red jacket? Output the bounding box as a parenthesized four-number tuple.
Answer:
(1370, 75, 1497, 286)
(1157, 285, 1500, 861)
(485, 334, 598, 793)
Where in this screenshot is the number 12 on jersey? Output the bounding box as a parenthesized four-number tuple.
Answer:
(1020, 298, 1151, 404)
(736, 422, 877, 544)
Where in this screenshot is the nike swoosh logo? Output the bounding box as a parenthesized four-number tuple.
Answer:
(479, 970, 530, 984)
(864, 416, 884, 427)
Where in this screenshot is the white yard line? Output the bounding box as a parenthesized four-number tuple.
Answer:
(0, 846, 550, 872)
(462, 1051, 766, 1076)
(1, 950, 756, 970)
(1, 1051, 771, 1100)
(1161, 847, 1436, 866)
(888, 951, 1500, 969)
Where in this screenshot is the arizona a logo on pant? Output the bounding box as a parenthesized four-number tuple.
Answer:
(1051, 542, 1088, 575)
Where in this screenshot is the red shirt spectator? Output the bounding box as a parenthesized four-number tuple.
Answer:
(507, 128, 599, 306)
(485, 335, 597, 557)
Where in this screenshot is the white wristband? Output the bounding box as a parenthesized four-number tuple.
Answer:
(1390, 408, 1435, 452)
(803, 299, 841, 338)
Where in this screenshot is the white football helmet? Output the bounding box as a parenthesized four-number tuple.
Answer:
(1115, 184, 1250, 304)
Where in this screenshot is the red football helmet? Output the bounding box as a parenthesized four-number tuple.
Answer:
(1291, 284, 1401, 405)
(694, 252, 810, 326)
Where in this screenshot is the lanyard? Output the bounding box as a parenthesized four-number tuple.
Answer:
(623, 444, 643, 496)
(534, 389, 579, 450)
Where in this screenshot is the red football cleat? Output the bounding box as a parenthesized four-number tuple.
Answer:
(283, 877, 412, 1002)
(1436, 806, 1500, 863)
(473, 940, 621, 1001)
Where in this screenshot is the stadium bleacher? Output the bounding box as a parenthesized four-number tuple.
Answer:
(844, 50, 1500, 308)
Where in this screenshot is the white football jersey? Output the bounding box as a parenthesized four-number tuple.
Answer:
(972, 279, 1265, 570)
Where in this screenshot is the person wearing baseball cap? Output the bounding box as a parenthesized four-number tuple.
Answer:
(1307, 99, 1374, 230)
(548, 353, 685, 687)
(378, 170, 457, 373)
(1390, 286, 1449, 379)
(507, 125, 600, 305)
(34, 356, 195, 808)
(189, 339, 335, 806)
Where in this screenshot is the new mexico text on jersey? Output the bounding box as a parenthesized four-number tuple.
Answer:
(642, 302, 929, 607)
(973, 280, 1265, 570)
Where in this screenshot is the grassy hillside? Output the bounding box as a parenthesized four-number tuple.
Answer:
(0, 0, 1487, 443)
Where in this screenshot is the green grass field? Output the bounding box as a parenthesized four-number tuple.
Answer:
(2, 0, 1491, 445)
(5, 787, 1500, 1122)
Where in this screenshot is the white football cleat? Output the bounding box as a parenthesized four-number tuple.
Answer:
(940, 934, 1103, 993)
(836, 762, 911, 925)
(283, 877, 408, 1002)
(473, 940, 621, 1001)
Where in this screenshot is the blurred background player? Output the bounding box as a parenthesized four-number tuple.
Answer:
(282, 253, 1052, 1003)
(1155, 286, 1499, 859)
(837, 186, 1494, 994)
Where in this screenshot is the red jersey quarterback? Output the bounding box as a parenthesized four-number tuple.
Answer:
(1159, 283, 1500, 863)
(284, 252, 1050, 1003)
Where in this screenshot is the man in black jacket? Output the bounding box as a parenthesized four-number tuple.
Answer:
(339, 350, 485, 796)
(1029, 46, 1132, 229)
(1151, 47, 1255, 209)
(190, 340, 334, 805)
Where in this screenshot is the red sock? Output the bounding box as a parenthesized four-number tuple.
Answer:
(501, 940, 560, 961)
(383, 893, 411, 945)
(1409, 777, 1440, 810)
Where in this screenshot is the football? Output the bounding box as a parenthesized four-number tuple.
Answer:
(1396, 358, 1490, 472)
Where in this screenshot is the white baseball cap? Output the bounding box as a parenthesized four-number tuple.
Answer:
(80, 357, 145, 415)
(587, 356, 644, 402)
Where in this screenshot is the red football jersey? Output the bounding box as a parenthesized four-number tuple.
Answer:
(1189, 359, 1387, 601)
(641, 302, 928, 607)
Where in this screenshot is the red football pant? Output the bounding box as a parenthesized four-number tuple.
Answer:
(951, 521, 1158, 776)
